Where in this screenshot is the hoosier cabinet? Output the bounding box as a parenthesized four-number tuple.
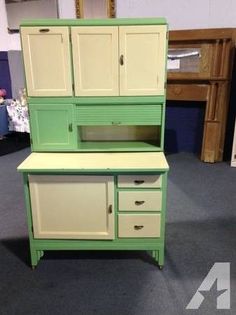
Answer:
(18, 18, 169, 268)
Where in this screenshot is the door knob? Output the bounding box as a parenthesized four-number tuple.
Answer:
(119, 55, 124, 66)
(108, 204, 112, 214)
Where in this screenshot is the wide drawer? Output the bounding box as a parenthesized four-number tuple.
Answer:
(118, 214, 161, 238)
(118, 191, 162, 211)
(75, 105, 162, 125)
(118, 175, 162, 188)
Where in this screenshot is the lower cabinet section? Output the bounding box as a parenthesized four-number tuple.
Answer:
(18, 153, 168, 268)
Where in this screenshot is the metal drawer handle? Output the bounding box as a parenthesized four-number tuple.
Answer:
(135, 200, 145, 206)
(108, 204, 112, 214)
(68, 123, 73, 132)
(134, 180, 145, 185)
(119, 54, 124, 65)
(39, 28, 50, 33)
(112, 121, 121, 125)
(134, 225, 144, 230)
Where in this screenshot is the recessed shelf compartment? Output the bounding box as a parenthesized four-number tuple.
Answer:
(77, 125, 161, 151)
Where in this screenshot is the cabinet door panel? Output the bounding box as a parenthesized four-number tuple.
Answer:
(21, 27, 72, 96)
(119, 25, 167, 96)
(72, 26, 119, 96)
(30, 104, 75, 151)
(29, 175, 114, 239)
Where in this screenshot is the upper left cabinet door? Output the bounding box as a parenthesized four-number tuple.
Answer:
(21, 27, 73, 97)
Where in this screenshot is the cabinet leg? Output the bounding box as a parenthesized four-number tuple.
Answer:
(30, 248, 39, 268)
(37, 250, 44, 260)
(150, 250, 157, 260)
(30, 249, 44, 268)
(158, 248, 165, 269)
(150, 250, 159, 263)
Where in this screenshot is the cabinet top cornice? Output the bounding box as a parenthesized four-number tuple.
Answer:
(20, 17, 167, 27)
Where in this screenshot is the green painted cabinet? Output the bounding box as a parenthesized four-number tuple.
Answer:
(18, 18, 169, 269)
(30, 104, 76, 151)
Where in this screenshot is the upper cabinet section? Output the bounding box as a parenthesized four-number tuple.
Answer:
(21, 27, 73, 97)
(20, 19, 167, 97)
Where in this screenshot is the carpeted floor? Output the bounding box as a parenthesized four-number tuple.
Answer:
(0, 132, 30, 156)
(0, 148, 235, 315)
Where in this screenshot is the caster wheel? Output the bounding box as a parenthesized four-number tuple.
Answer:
(158, 265, 163, 270)
(31, 266, 36, 270)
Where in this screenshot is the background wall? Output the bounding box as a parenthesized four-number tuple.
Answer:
(116, 0, 236, 29)
(0, 0, 75, 51)
(1, 0, 236, 51)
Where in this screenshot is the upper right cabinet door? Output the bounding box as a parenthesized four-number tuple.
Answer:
(119, 25, 167, 96)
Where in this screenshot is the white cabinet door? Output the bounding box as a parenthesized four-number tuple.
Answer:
(29, 175, 114, 239)
(71, 26, 119, 96)
(119, 25, 167, 96)
(21, 27, 72, 97)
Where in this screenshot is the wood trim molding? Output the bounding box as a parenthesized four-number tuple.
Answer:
(75, 0, 115, 18)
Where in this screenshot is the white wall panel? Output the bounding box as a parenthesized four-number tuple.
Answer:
(1, 0, 236, 51)
(116, 0, 236, 29)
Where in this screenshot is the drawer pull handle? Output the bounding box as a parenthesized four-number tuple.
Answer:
(119, 54, 124, 65)
(112, 121, 121, 125)
(134, 180, 145, 185)
(39, 28, 50, 33)
(68, 123, 73, 132)
(135, 200, 145, 206)
(108, 204, 112, 214)
(134, 225, 144, 230)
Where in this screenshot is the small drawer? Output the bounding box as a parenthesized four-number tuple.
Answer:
(118, 175, 162, 188)
(118, 214, 161, 238)
(118, 191, 162, 211)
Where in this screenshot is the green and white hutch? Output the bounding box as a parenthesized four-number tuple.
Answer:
(17, 18, 169, 269)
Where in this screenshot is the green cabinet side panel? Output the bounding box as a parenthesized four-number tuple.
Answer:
(30, 104, 76, 151)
